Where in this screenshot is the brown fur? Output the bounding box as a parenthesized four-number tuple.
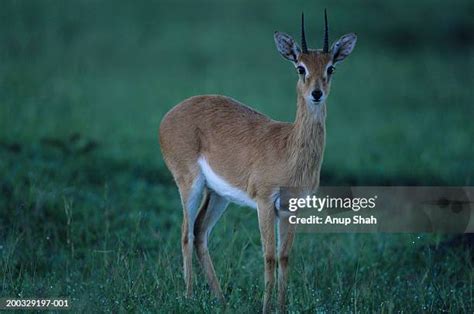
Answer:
(160, 53, 332, 196)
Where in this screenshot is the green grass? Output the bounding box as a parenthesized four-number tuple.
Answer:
(1, 143, 472, 312)
(0, 0, 473, 312)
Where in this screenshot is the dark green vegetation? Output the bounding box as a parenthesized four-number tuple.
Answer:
(1, 0, 473, 312)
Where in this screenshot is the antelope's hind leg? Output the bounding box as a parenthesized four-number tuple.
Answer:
(194, 191, 229, 301)
(176, 169, 206, 297)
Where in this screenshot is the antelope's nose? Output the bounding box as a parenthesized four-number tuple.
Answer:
(311, 90, 323, 101)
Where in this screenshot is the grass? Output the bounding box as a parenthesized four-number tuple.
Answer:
(1, 143, 472, 312)
(0, 0, 473, 312)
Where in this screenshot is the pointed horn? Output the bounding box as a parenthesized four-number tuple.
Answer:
(301, 12, 308, 53)
(323, 9, 329, 53)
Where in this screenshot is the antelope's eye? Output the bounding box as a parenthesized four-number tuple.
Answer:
(327, 65, 335, 75)
(297, 66, 305, 75)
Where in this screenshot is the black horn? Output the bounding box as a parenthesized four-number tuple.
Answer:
(323, 9, 329, 53)
(301, 12, 308, 53)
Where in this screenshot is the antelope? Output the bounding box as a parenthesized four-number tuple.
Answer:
(159, 10, 357, 312)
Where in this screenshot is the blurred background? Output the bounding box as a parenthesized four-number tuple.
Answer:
(0, 0, 473, 312)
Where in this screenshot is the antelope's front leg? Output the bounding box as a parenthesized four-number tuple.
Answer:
(277, 215, 296, 312)
(257, 200, 276, 313)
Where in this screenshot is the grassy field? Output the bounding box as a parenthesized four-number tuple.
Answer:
(1, 0, 473, 312)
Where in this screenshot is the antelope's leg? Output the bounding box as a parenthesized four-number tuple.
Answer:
(194, 191, 229, 301)
(177, 171, 205, 297)
(277, 215, 296, 312)
(257, 201, 276, 313)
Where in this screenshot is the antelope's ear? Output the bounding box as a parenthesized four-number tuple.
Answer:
(274, 31, 301, 63)
(331, 33, 357, 64)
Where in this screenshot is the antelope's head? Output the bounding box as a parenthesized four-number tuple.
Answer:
(274, 11, 357, 106)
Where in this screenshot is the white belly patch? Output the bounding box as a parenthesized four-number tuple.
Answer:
(197, 156, 257, 209)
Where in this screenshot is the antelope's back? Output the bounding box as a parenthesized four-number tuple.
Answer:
(159, 95, 291, 186)
(159, 95, 273, 156)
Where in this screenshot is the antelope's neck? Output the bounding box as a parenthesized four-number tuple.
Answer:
(288, 96, 327, 188)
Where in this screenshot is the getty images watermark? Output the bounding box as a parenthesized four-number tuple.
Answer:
(279, 187, 474, 233)
(288, 194, 377, 226)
